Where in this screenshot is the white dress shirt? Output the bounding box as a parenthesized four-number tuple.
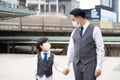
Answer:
(33, 51, 63, 80)
(66, 20, 105, 70)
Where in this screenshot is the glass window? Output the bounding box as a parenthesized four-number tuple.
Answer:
(59, 5, 65, 14)
(101, 0, 109, 7)
(46, 4, 49, 12)
(101, 0, 113, 8)
(40, 4, 44, 12)
(28, 4, 38, 10)
(51, 5, 56, 12)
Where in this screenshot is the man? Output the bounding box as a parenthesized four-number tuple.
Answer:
(63, 8, 105, 80)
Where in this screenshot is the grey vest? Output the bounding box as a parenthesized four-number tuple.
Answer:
(72, 24, 96, 65)
(37, 53, 54, 78)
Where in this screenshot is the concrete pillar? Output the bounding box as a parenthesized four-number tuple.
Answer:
(56, 0, 59, 13)
(44, 3, 46, 12)
(25, 0, 28, 7)
(49, 4, 51, 13)
(7, 42, 10, 53)
(11, 43, 15, 53)
(38, 0, 40, 15)
(31, 44, 34, 54)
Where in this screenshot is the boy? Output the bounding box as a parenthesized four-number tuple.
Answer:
(33, 38, 64, 80)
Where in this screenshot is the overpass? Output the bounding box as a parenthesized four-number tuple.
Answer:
(0, 16, 120, 56)
(0, 16, 120, 35)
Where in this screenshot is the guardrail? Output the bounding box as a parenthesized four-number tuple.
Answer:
(0, 16, 120, 34)
(0, 16, 73, 32)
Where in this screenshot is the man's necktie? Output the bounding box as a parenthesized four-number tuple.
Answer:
(80, 27, 84, 37)
(43, 53, 48, 62)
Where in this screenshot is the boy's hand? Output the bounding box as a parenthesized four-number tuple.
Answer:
(63, 68, 70, 75)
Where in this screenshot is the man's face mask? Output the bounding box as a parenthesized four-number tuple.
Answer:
(72, 21, 80, 27)
(43, 42, 51, 51)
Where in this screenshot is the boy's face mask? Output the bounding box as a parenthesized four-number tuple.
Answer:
(43, 42, 51, 51)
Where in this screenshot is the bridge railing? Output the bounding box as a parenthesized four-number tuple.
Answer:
(0, 16, 120, 34)
(0, 16, 74, 32)
(0, 18, 20, 31)
(113, 23, 120, 34)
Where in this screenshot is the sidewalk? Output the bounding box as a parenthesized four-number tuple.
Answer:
(0, 54, 120, 80)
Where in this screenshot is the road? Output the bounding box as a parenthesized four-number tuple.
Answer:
(0, 54, 120, 80)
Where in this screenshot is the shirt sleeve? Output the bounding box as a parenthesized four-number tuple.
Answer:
(93, 26, 105, 70)
(53, 54, 64, 72)
(65, 29, 75, 68)
(33, 55, 38, 80)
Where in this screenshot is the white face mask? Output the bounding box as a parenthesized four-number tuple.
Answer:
(43, 43, 51, 51)
(72, 21, 80, 27)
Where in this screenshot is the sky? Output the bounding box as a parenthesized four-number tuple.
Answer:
(78, 0, 120, 22)
(79, 0, 100, 9)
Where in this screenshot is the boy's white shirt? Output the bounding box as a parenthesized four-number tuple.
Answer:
(33, 51, 63, 80)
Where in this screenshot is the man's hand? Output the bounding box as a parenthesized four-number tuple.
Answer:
(95, 69, 101, 77)
(63, 68, 70, 75)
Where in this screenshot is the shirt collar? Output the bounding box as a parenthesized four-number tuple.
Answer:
(41, 51, 51, 57)
(82, 20, 90, 30)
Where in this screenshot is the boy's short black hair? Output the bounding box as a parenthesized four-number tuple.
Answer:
(36, 38, 48, 52)
(70, 8, 86, 18)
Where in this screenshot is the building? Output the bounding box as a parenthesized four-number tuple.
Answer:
(83, 0, 119, 22)
(0, 0, 36, 19)
(26, 0, 79, 18)
(0, 0, 19, 8)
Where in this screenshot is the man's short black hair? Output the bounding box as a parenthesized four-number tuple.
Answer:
(36, 38, 48, 52)
(70, 8, 86, 18)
